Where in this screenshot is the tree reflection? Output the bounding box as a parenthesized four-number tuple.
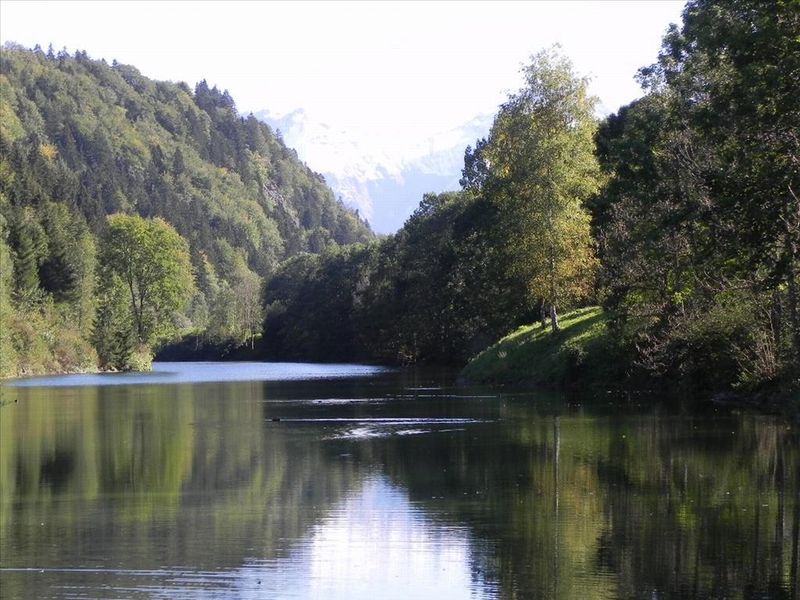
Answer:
(357, 406, 799, 599)
(0, 381, 360, 598)
(0, 380, 797, 599)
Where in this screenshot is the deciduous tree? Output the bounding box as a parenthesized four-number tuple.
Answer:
(485, 48, 602, 331)
(98, 214, 195, 344)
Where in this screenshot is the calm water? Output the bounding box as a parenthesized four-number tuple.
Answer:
(0, 362, 797, 599)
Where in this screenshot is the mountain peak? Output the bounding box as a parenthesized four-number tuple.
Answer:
(255, 109, 493, 233)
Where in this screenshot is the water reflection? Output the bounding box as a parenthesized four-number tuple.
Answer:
(5, 361, 391, 387)
(0, 365, 798, 599)
(251, 476, 494, 600)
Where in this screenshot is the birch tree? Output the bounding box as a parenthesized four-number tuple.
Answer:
(485, 48, 602, 331)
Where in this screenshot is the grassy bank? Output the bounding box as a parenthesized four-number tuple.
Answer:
(461, 306, 617, 388)
(461, 307, 800, 419)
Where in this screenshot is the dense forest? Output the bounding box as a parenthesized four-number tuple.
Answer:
(0, 45, 371, 375)
(262, 0, 799, 397)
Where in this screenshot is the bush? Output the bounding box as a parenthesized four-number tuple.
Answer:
(638, 289, 788, 393)
(126, 345, 153, 372)
(3, 299, 98, 377)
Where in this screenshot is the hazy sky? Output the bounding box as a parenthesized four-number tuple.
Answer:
(1, 1, 685, 156)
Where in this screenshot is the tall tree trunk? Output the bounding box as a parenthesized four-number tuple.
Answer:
(550, 303, 560, 332)
(772, 290, 783, 362)
(541, 302, 548, 329)
(128, 280, 143, 343)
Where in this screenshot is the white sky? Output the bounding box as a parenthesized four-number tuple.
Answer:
(1, 0, 685, 158)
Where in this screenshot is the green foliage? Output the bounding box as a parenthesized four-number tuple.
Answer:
(0, 45, 373, 375)
(126, 345, 154, 372)
(91, 270, 136, 370)
(9, 207, 47, 301)
(99, 214, 195, 345)
(4, 298, 97, 376)
(461, 307, 616, 386)
(196, 240, 263, 347)
(360, 191, 525, 364)
(2, 9, 794, 399)
(263, 50, 602, 367)
(37, 203, 97, 333)
(0, 197, 99, 375)
(594, 0, 800, 392)
(0, 45, 373, 374)
(483, 48, 602, 319)
(0, 216, 17, 377)
(264, 247, 372, 361)
(237, 5, 800, 400)
(263, 191, 527, 365)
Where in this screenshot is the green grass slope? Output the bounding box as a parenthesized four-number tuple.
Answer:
(461, 307, 616, 388)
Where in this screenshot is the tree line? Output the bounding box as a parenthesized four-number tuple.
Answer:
(263, 0, 799, 395)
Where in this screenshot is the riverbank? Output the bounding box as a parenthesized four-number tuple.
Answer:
(154, 334, 264, 362)
(0, 308, 97, 379)
(461, 306, 800, 419)
(461, 306, 617, 388)
(0, 308, 153, 379)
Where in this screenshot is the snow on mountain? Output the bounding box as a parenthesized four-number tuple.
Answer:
(254, 109, 493, 234)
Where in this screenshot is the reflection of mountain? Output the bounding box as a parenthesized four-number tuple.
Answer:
(254, 109, 493, 234)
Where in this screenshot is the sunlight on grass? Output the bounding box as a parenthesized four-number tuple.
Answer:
(462, 307, 610, 386)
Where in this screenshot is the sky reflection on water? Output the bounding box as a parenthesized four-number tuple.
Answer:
(4, 361, 391, 388)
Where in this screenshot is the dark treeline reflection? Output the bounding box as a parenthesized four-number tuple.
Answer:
(364, 409, 800, 599)
(0, 376, 798, 599)
(0, 381, 362, 598)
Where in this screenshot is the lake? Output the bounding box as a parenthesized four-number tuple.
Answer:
(1, 362, 797, 599)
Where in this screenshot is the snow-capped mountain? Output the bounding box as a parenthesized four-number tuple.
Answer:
(254, 109, 493, 234)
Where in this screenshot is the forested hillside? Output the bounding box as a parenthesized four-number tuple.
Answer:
(0, 46, 371, 376)
(263, 48, 600, 366)
(263, 0, 799, 398)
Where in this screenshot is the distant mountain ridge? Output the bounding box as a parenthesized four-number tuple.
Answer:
(255, 108, 493, 233)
